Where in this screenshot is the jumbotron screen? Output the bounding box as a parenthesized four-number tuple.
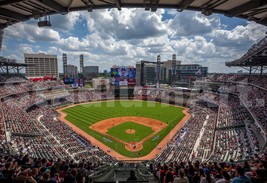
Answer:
(110, 67, 136, 86)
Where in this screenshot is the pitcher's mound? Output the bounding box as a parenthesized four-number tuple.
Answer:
(126, 129, 136, 134)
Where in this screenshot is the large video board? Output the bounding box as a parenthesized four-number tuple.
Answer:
(110, 67, 136, 86)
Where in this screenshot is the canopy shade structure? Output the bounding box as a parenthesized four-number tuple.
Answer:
(226, 36, 267, 74)
(226, 36, 267, 67)
(0, 0, 267, 29)
(0, 56, 34, 75)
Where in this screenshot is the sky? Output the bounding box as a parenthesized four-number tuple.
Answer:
(1, 8, 266, 73)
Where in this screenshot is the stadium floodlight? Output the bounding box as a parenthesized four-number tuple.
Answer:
(247, 16, 255, 21)
(87, 7, 93, 12)
(37, 15, 52, 27)
(145, 7, 150, 11)
(144, 0, 150, 11)
(201, 9, 212, 16)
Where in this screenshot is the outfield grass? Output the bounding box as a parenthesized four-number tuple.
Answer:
(107, 121, 154, 142)
(62, 100, 185, 158)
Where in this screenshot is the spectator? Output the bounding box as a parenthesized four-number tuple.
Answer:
(250, 169, 267, 183)
(64, 168, 78, 183)
(200, 168, 216, 183)
(164, 168, 174, 183)
(216, 170, 231, 183)
(173, 169, 189, 183)
(231, 167, 252, 183)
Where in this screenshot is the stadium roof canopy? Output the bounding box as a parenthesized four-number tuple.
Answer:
(0, 0, 267, 29)
(0, 56, 33, 67)
(226, 36, 267, 67)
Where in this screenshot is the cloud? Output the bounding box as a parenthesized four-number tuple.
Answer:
(18, 44, 33, 53)
(167, 11, 221, 37)
(4, 23, 60, 42)
(2, 9, 266, 74)
(81, 8, 167, 40)
(212, 22, 266, 49)
(50, 12, 80, 31)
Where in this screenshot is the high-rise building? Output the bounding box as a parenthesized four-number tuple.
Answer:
(24, 53, 58, 78)
(84, 66, 99, 80)
(66, 64, 78, 77)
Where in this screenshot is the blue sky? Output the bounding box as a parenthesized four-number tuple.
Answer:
(1, 9, 266, 73)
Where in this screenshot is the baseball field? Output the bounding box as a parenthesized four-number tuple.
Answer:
(58, 100, 187, 159)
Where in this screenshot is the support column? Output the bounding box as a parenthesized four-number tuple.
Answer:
(260, 66, 263, 75)
(249, 66, 252, 75)
(6, 65, 8, 74)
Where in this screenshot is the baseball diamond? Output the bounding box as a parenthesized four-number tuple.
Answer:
(57, 100, 189, 160)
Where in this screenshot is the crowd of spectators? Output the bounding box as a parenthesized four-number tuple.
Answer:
(2, 102, 43, 135)
(155, 106, 208, 163)
(151, 152, 267, 183)
(208, 77, 266, 150)
(239, 86, 267, 133)
(197, 92, 261, 162)
(133, 88, 192, 107)
(133, 87, 265, 164)
(0, 82, 33, 97)
(0, 74, 266, 182)
(0, 153, 108, 183)
(210, 74, 267, 89)
(195, 102, 217, 161)
(216, 96, 252, 128)
(32, 80, 66, 90)
(28, 105, 114, 163)
(0, 73, 28, 83)
(66, 90, 101, 103)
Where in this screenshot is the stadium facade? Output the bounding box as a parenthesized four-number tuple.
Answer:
(136, 57, 208, 86)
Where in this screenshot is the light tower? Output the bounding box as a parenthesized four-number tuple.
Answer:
(80, 54, 84, 76)
(156, 55, 161, 88)
(63, 53, 67, 78)
(172, 54, 177, 85)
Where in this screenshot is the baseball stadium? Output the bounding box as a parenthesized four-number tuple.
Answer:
(0, 1, 267, 183)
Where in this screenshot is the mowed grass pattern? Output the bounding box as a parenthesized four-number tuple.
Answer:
(62, 100, 185, 158)
(107, 122, 154, 142)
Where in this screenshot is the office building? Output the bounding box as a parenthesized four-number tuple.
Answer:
(66, 64, 78, 77)
(136, 55, 208, 86)
(84, 66, 99, 80)
(24, 53, 58, 78)
(170, 64, 208, 86)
